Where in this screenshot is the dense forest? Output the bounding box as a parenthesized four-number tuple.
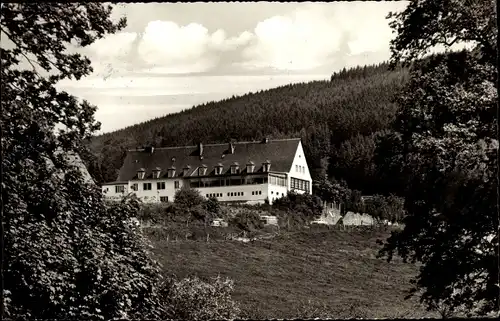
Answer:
(85, 62, 409, 194)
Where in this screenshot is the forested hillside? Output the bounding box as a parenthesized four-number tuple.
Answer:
(85, 62, 409, 193)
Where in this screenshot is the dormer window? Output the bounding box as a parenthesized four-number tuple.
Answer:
(167, 166, 176, 178)
(137, 168, 145, 179)
(230, 162, 239, 174)
(198, 164, 208, 176)
(246, 161, 255, 173)
(215, 163, 223, 175)
(183, 165, 191, 176)
(262, 160, 271, 173)
(152, 167, 161, 179)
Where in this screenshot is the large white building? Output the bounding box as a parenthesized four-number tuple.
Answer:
(101, 138, 312, 205)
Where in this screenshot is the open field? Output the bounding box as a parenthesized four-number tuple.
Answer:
(147, 227, 437, 319)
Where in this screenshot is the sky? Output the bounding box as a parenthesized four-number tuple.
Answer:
(53, 2, 411, 133)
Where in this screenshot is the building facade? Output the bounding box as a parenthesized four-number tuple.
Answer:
(101, 138, 312, 205)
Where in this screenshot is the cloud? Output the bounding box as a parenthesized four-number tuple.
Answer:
(135, 20, 252, 74)
(54, 2, 416, 81)
(73, 3, 410, 76)
(80, 31, 139, 78)
(240, 2, 408, 71)
(88, 32, 138, 59)
(76, 18, 254, 77)
(209, 29, 253, 51)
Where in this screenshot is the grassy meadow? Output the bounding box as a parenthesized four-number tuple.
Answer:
(146, 226, 437, 319)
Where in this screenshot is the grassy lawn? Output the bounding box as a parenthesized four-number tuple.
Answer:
(147, 227, 436, 319)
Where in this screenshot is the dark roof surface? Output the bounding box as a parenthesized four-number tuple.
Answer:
(102, 181, 128, 185)
(115, 138, 301, 182)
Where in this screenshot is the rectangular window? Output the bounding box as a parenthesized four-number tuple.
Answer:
(252, 191, 254, 195)
(131, 183, 138, 191)
(296, 165, 299, 172)
(259, 191, 262, 195)
(242, 192, 244, 196)
(143, 183, 152, 191)
(157, 182, 165, 190)
(174, 181, 180, 189)
(160, 196, 168, 203)
(115, 185, 125, 193)
(291, 177, 309, 193)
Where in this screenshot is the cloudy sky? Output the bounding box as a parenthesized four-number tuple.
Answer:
(54, 2, 410, 133)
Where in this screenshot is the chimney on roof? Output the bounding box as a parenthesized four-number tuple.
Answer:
(229, 142, 235, 154)
(198, 142, 203, 156)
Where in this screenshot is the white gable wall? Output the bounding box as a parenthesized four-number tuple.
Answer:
(287, 141, 313, 194)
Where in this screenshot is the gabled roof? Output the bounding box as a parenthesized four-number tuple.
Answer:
(115, 138, 301, 182)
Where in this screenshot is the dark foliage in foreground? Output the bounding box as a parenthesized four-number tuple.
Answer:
(377, 0, 498, 316)
(1, 3, 239, 320)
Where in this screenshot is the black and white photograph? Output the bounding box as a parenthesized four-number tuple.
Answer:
(1, 1, 498, 319)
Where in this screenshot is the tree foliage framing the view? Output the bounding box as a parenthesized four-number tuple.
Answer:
(1, 4, 167, 319)
(377, 0, 499, 316)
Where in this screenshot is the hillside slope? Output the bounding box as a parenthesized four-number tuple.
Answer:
(146, 228, 435, 319)
(86, 63, 409, 191)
